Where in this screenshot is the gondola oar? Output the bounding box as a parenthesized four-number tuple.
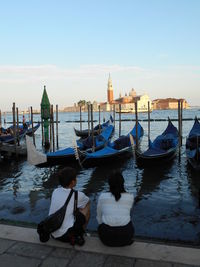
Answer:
(129, 133, 135, 157)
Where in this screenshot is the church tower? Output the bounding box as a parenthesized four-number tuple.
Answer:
(107, 74, 114, 104)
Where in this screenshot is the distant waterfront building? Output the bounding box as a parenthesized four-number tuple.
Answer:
(100, 75, 152, 113)
(152, 98, 189, 110)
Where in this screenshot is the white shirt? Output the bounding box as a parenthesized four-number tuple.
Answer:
(49, 187, 89, 238)
(96, 192, 134, 227)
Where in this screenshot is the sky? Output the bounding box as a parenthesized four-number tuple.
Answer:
(0, 0, 200, 111)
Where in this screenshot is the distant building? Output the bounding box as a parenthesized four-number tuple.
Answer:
(152, 98, 189, 110)
(100, 75, 152, 113)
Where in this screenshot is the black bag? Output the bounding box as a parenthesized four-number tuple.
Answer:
(37, 189, 74, 242)
(73, 190, 86, 236)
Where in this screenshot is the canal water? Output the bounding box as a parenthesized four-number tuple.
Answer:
(0, 109, 200, 244)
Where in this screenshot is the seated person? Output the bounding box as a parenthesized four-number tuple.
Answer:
(97, 172, 134, 247)
(49, 167, 90, 246)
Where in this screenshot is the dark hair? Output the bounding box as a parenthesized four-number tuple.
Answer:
(58, 167, 77, 187)
(108, 172, 126, 201)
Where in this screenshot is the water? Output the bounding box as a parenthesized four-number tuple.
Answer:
(0, 109, 200, 244)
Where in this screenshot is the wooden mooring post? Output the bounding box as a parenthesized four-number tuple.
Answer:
(135, 101, 138, 149)
(91, 104, 95, 152)
(16, 107, 20, 146)
(178, 100, 182, 147)
(80, 105, 82, 131)
(148, 101, 150, 146)
(12, 103, 17, 156)
(30, 106, 35, 146)
(88, 104, 91, 136)
(98, 105, 101, 134)
(119, 104, 121, 136)
(51, 105, 55, 152)
(113, 104, 115, 128)
(56, 104, 59, 149)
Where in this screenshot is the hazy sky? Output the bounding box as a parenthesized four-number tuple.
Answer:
(0, 0, 200, 111)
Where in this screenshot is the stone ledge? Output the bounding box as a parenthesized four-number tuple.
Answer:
(0, 224, 199, 266)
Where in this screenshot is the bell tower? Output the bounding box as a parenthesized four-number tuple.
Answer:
(107, 74, 114, 104)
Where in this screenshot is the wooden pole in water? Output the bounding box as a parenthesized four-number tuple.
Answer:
(28, 107, 31, 122)
(88, 104, 90, 136)
(148, 101, 150, 146)
(51, 105, 55, 152)
(4, 112, 6, 125)
(98, 105, 101, 134)
(41, 108, 44, 147)
(16, 107, 19, 146)
(49, 111, 52, 151)
(91, 104, 95, 151)
(113, 104, 115, 128)
(180, 100, 183, 146)
(30, 106, 35, 146)
(119, 103, 121, 136)
(12, 103, 17, 156)
(80, 105, 82, 131)
(135, 101, 138, 149)
(56, 104, 59, 149)
(178, 99, 181, 147)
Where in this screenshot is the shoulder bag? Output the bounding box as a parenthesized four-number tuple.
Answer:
(37, 189, 74, 242)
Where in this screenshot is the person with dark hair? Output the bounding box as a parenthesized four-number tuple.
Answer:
(97, 172, 134, 246)
(49, 167, 90, 246)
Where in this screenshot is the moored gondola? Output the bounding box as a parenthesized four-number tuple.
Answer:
(79, 122, 144, 167)
(135, 119, 179, 167)
(186, 117, 200, 171)
(74, 116, 113, 138)
(26, 124, 114, 167)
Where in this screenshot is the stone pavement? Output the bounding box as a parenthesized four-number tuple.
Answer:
(0, 224, 199, 267)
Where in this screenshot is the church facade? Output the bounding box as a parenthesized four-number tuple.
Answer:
(100, 75, 152, 113)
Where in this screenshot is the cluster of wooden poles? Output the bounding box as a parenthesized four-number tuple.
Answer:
(78, 100, 184, 151)
(41, 104, 59, 151)
(0, 99, 184, 156)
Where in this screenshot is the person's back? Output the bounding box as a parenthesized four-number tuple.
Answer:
(49, 167, 90, 245)
(96, 172, 134, 247)
(97, 192, 133, 226)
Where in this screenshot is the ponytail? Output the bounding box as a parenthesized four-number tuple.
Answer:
(108, 172, 126, 201)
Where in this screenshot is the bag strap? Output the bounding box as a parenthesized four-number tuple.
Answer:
(63, 189, 74, 208)
(73, 190, 78, 216)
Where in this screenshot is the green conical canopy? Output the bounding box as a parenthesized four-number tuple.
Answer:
(41, 86, 50, 119)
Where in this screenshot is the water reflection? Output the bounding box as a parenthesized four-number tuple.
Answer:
(186, 163, 200, 206)
(135, 161, 173, 202)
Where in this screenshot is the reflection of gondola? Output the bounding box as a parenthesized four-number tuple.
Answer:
(186, 163, 200, 205)
(136, 119, 179, 167)
(135, 162, 173, 201)
(186, 117, 200, 171)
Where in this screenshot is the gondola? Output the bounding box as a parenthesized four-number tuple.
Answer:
(186, 117, 200, 171)
(74, 116, 113, 138)
(0, 128, 27, 144)
(26, 124, 114, 167)
(79, 122, 144, 167)
(135, 119, 179, 167)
